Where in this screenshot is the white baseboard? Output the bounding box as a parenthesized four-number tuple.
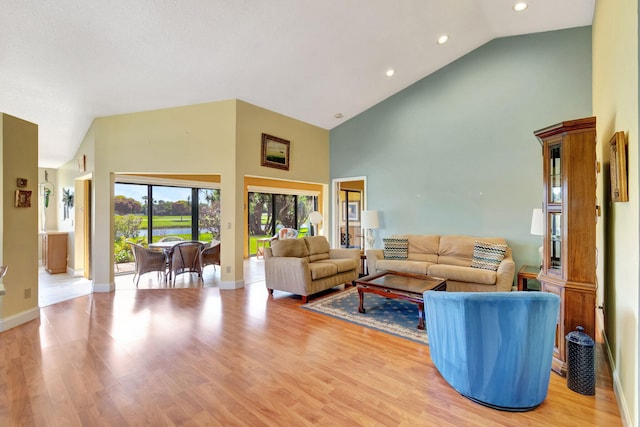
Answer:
(93, 282, 114, 293)
(602, 329, 633, 427)
(0, 306, 40, 332)
(68, 267, 84, 277)
(220, 280, 245, 290)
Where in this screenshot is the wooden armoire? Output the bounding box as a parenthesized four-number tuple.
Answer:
(533, 116, 597, 376)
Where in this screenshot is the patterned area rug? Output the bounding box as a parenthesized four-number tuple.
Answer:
(302, 287, 428, 345)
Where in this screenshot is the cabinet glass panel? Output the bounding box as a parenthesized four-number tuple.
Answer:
(549, 212, 562, 270)
(549, 144, 562, 203)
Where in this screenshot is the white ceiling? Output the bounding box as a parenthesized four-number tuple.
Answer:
(1, 0, 594, 168)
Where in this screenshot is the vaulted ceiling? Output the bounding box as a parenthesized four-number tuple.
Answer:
(1, 1, 594, 167)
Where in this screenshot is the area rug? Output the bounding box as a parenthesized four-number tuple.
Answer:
(302, 287, 428, 345)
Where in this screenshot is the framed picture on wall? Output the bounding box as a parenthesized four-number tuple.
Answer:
(15, 190, 32, 208)
(342, 201, 360, 222)
(261, 133, 290, 171)
(609, 131, 628, 202)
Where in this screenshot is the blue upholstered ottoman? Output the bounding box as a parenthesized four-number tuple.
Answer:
(423, 291, 560, 411)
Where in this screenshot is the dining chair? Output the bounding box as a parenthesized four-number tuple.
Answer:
(200, 241, 221, 273)
(169, 241, 205, 284)
(129, 242, 167, 286)
(0, 265, 7, 280)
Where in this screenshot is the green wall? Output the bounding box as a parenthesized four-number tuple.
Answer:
(330, 27, 592, 270)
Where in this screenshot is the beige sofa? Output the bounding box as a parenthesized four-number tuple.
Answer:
(265, 236, 360, 303)
(366, 235, 515, 292)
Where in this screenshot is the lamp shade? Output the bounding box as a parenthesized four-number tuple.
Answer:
(309, 211, 323, 225)
(361, 210, 380, 229)
(530, 208, 543, 236)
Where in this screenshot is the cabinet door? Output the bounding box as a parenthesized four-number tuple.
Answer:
(44, 233, 68, 274)
(542, 281, 565, 374)
(543, 138, 564, 278)
(548, 211, 562, 272)
(548, 142, 562, 204)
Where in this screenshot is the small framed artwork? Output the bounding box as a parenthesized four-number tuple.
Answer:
(261, 133, 290, 171)
(16, 178, 28, 187)
(609, 131, 628, 202)
(342, 201, 360, 222)
(15, 190, 32, 208)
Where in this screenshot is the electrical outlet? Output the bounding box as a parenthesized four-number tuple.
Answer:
(24, 288, 31, 299)
(225, 266, 231, 274)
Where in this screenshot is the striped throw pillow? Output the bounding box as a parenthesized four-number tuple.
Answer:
(470, 240, 507, 271)
(383, 238, 409, 260)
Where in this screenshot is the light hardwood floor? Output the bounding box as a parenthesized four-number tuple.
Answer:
(9, 260, 622, 426)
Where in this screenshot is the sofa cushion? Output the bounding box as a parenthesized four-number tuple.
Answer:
(470, 240, 508, 271)
(428, 264, 496, 285)
(271, 238, 309, 258)
(407, 235, 440, 263)
(316, 258, 357, 274)
(376, 259, 430, 275)
(308, 262, 338, 280)
(438, 235, 508, 267)
(305, 236, 331, 262)
(436, 235, 476, 266)
(383, 238, 409, 260)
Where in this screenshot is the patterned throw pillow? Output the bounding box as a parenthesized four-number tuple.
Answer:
(470, 240, 508, 271)
(383, 238, 409, 260)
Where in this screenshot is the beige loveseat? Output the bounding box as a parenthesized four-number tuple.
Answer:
(366, 235, 515, 292)
(265, 236, 360, 303)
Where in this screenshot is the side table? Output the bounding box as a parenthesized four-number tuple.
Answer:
(359, 252, 368, 277)
(256, 238, 271, 260)
(517, 265, 542, 291)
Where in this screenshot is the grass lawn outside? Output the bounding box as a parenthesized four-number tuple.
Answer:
(139, 216, 192, 228)
(248, 226, 311, 256)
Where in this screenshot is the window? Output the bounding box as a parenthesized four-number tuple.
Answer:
(247, 191, 317, 256)
(114, 182, 220, 271)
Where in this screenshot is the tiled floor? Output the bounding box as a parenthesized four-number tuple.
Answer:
(38, 257, 266, 307)
(38, 267, 93, 307)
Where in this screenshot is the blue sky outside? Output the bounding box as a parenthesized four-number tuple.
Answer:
(115, 183, 192, 203)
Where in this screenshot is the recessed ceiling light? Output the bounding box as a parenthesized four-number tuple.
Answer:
(335, 113, 343, 119)
(437, 34, 449, 45)
(513, 2, 528, 12)
(385, 69, 395, 77)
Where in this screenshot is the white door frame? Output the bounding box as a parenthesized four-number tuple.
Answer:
(330, 176, 367, 248)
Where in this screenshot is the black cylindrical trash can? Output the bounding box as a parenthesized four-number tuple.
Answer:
(566, 326, 595, 395)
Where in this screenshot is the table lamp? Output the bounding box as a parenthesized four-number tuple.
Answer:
(530, 208, 544, 267)
(361, 210, 380, 250)
(309, 211, 323, 236)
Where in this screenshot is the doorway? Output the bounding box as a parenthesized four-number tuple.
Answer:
(38, 176, 93, 307)
(77, 178, 92, 279)
(331, 177, 367, 249)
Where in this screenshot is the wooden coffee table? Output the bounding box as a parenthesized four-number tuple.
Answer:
(353, 270, 446, 330)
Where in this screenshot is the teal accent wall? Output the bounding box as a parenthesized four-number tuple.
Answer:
(330, 27, 592, 271)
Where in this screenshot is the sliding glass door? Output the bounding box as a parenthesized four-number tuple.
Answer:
(114, 182, 220, 271)
(248, 191, 317, 257)
(198, 189, 221, 242)
(150, 185, 193, 242)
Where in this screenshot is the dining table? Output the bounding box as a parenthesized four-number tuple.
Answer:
(148, 240, 208, 281)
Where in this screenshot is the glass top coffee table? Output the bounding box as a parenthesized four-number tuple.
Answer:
(353, 270, 447, 330)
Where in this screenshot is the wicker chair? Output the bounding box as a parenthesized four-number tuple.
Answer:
(129, 242, 167, 286)
(169, 241, 205, 284)
(200, 241, 221, 273)
(159, 236, 184, 242)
